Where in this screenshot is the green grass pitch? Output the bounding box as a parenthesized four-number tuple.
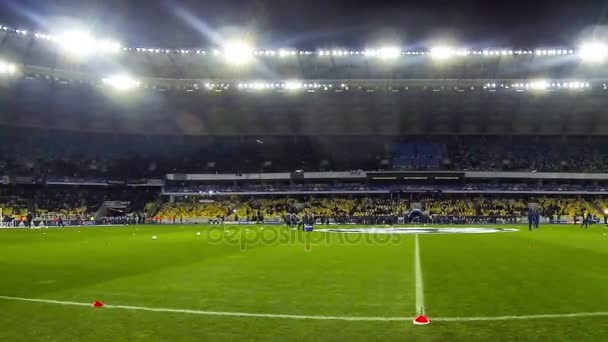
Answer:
(0, 224, 607, 341)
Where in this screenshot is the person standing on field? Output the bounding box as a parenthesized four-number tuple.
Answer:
(580, 210, 589, 229)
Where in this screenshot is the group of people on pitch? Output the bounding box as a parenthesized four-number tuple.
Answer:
(530, 209, 599, 230)
(579, 210, 594, 229)
(284, 213, 315, 230)
(528, 210, 540, 231)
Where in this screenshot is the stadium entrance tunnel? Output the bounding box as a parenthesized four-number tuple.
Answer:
(316, 227, 519, 235)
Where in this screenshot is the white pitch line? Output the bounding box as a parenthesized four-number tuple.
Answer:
(0, 295, 405, 322)
(414, 234, 425, 315)
(1, 295, 608, 323)
(434, 311, 608, 322)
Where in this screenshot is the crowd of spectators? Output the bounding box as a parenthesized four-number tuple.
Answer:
(3, 130, 608, 180)
(0, 186, 157, 222)
(155, 195, 603, 223)
(1, 187, 603, 225)
(445, 138, 608, 173)
(156, 197, 410, 222)
(0, 131, 390, 180)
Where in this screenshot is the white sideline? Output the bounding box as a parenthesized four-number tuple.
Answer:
(435, 312, 608, 322)
(414, 234, 425, 315)
(2, 295, 606, 323)
(0, 295, 404, 321)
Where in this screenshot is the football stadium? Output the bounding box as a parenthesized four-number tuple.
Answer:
(1, 1, 608, 341)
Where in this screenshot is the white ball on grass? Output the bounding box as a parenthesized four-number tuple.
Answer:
(196, 232, 201, 236)
(152, 236, 158, 240)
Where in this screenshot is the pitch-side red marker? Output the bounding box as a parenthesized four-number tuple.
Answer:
(92, 300, 105, 308)
(413, 314, 431, 325)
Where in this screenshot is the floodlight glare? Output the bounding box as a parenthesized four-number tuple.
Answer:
(0, 61, 17, 74)
(284, 80, 304, 90)
(57, 31, 97, 56)
(102, 74, 140, 91)
(278, 49, 296, 58)
(377, 47, 401, 60)
(251, 82, 265, 90)
(579, 42, 608, 63)
(530, 80, 549, 90)
(56, 30, 122, 57)
(97, 40, 121, 54)
(430, 46, 455, 60)
(222, 40, 254, 65)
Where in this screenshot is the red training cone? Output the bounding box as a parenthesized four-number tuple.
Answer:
(413, 315, 431, 325)
(92, 300, 105, 308)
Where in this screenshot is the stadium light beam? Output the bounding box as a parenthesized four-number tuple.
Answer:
(284, 80, 304, 90)
(102, 74, 140, 91)
(430, 46, 456, 60)
(530, 79, 549, 91)
(377, 46, 401, 60)
(97, 40, 122, 54)
(57, 31, 97, 57)
(579, 42, 608, 63)
(57, 31, 121, 57)
(0, 61, 17, 75)
(222, 40, 254, 66)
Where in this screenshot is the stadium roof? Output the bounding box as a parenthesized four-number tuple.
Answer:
(1, 9, 608, 81)
(3, 29, 608, 80)
(0, 23, 594, 58)
(2, 2, 608, 136)
(0, 0, 606, 48)
(2, 72, 608, 136)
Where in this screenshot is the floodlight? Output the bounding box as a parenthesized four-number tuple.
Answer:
(222, 40, 254, 65)
(0, 61, 16, 74)
(430, 46, 455, 60)
(284, 80, 303, 90)
(377, 47, 401, 60)
(529, 80, 549, 90)
(102, 74, 140, 91)
(579, 42, 608, 63)
(57, 31, 97, 56)
(56, 30, 122, 57)
(278, 49, 296, 57)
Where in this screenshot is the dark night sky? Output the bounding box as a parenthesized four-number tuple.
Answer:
(0, 0, 607, 48)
